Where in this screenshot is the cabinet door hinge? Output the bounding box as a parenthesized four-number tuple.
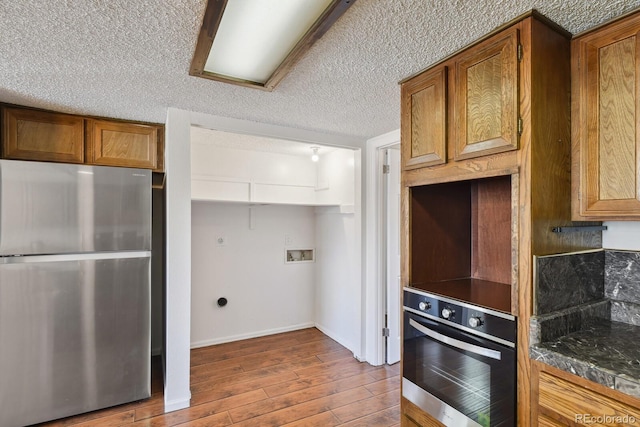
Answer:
(517, 43, 523, 62)
(382, 164, 390, 174)
(382, 327, 390, 337)
(517, 117, 523, 136)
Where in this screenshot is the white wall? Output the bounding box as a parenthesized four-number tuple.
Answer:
(164, 108, 192, 411)
(316, 149, 356, 206)
(191, 202, 316, 346)
(190, 138, 362, 357)
(603, 221, 640, 250)
(191, 143, 319, 204)
(313, 148, 362, 358)
(314, 209, 360, 354)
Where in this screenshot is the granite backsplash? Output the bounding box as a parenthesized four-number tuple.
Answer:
(530, 248, 640, 398)
(534, 249, 640, 320)
(534, 249, 604, 315)
(606, 250, 640, 325)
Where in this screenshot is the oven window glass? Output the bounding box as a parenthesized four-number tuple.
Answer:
(404, 312, 515, 427)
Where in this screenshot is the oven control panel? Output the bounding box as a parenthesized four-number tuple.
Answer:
(403, 288, 516, 345)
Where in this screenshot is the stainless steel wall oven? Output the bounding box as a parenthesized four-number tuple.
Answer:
(402, 287, 516, 427)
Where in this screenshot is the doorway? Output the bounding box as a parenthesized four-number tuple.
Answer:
(165, 109, 373, 411)
(364, 130, 401, 366)
(382, 146, 401, 364)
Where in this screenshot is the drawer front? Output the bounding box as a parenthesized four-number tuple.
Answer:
(538, 370, 640, 426)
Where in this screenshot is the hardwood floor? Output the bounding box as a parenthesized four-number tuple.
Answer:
(38, 328, 401, 426)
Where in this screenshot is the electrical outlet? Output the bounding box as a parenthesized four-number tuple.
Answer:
(284, 234, 292, 246)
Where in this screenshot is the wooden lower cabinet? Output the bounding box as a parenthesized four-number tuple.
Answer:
(401, 397, 446, 427)
(532, 361, 640, 426)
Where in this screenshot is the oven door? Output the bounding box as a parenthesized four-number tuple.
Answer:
(403, 310, 515, 427)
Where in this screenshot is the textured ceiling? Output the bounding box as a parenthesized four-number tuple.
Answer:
(1, 0, 640, 140)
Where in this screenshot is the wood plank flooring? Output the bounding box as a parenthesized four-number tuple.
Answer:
(38, 328, 401, 426)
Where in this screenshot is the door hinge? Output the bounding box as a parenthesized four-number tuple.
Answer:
(382, 327, 390, 337)
(517, 117, 523, 136)
(382, 164, 390, 174)
(517, 43, 523, 62)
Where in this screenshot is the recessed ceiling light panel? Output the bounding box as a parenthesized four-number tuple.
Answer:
(190, 0, 355, 91)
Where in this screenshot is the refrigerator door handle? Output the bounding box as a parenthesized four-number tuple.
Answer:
(0, 251, 151, 264)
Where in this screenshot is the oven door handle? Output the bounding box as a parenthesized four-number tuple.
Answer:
(409, 318, 502, 360)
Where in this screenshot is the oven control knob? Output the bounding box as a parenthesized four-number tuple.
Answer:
(441, 308, 454, 319)
(468, 316, 483, 328)
(418, 301, 431, 311)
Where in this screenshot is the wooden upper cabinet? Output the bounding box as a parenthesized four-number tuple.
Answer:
(1, 107, 84, 163)
(86, 119, 158, 169)
(400, 23, 521, 173)
(573, 12, 640, 219)
(401, 66, 447, 170)
(1, 105, 164, 176)
(454, 27, 520, 160)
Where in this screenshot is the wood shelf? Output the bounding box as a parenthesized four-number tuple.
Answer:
(409, 278, 512, 314)
(409, 175, 513, 312)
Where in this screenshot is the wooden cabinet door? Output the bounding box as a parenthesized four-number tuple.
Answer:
(454, 27, 519, 160)
(573, 15, 640, 218)
(86, 119, 158, 169)
(401, 66, 447, 170)
(1, 107, 84, 163)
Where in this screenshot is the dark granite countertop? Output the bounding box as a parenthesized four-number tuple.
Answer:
(531, 249, 640, 399)
(530, 318, 640, 398)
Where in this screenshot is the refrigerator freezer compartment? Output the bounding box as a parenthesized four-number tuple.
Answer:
(0, 159, 151, 256)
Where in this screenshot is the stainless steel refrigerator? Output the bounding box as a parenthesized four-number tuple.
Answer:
(0, 159, 152, 427)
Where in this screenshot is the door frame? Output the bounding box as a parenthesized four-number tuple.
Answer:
(364, 129, 400, 366)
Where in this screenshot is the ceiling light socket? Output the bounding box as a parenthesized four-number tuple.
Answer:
(311, 146, 319, 162)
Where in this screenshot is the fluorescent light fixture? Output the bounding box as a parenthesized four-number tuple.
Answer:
(190, 0, 355, 91)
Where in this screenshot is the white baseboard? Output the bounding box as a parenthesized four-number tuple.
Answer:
(314, 323, 359, 359)
(190, 322, 315, 349)
(164, 395, 191, 412)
